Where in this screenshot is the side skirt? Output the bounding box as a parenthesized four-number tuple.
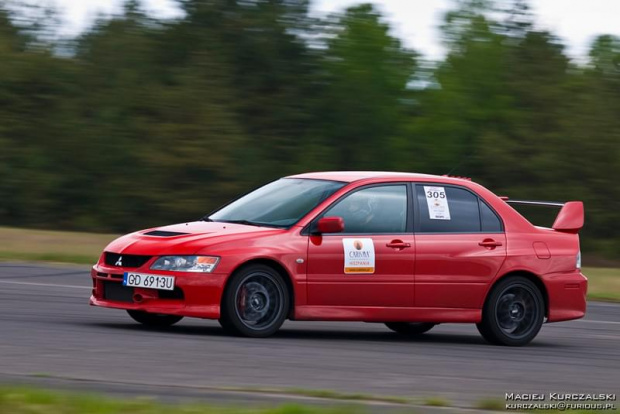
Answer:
(293, 306, 481, 323)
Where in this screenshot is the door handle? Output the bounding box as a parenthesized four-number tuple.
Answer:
(479, 239, 503, 248)
(386, 241, 411, 249)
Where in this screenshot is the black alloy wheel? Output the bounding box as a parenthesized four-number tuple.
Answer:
(477, 276, 544, 346)
(219, 264, 289, 338)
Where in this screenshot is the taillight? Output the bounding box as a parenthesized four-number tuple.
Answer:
(576, 251, 581, 269)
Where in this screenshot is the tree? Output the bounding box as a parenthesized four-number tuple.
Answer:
(313, 4, 416, 171)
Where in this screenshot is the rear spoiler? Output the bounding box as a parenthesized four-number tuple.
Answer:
(503, 199, 584, 234)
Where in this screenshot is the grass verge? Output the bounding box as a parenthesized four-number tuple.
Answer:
(475, 398, 505, 410)
(2, 386, 617, 413)
(0, 386, 367, 414)
(423, 396, 451, 407)
(237, 387, 409, 404)
(582, 267, 620, 302)
(0, 226, 116, 265)
(0, 226, 618, 302)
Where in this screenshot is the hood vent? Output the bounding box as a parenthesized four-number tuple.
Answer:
(144, 230, 190, 237)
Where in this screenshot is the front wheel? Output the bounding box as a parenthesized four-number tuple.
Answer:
(385, 322, 436, 335)
(127, 310, 183, 327)
(477, 276, 544, 346)
(219, 264, 289, 338)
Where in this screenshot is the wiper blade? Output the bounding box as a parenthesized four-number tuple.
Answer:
(218, 219, 284, 228)
(219, 219, 262, 226)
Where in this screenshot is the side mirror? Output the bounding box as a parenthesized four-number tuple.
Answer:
(316, 216, 344, 234)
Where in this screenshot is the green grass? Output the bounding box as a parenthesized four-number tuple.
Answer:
(16, 375, 409, 406)
(423, 396, 451, 407)
(0, 250, 98, 265)
(1, 386, 617, 413)
(0, 226, 116, 266)
(475, 398, 505, 410)
(582, 267, 620, 302)
(211, 386, 409, 404)
(0, 226, 619, 302)
(263, 388, 409, 404)
(0, 387, 366, 414)
(30, 372, 53, 378)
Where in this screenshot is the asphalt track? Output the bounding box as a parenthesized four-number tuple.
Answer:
(0, 262, 618, 408)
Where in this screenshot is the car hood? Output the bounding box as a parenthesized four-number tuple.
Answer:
(104, 221, 285, 256)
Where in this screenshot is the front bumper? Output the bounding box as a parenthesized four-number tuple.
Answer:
(89, 264, 227, 319)
(544, 269, 588, 322)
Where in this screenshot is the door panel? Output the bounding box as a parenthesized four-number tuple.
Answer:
(414, 234, 506, 308)
(413, 184, 507, 309)
(307, 234, 415, 307)
(306, 184, 415, 308)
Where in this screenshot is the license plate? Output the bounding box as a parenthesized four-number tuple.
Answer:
(123, 272, 175, 291)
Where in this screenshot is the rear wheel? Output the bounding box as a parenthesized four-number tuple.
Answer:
(219, 264, 289, 338)
(477, 276, 544, 346)
(127, 310, 183, 327)
(385, 322, 436, 335)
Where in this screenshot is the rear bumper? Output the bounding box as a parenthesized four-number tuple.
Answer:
(543, 269, 588, 322)
(89, 265, 227, 319)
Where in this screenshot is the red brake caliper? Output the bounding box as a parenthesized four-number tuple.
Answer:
(238, 286, 246, 316)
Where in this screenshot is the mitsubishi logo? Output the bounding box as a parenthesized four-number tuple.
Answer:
(115, 256, 123, 266)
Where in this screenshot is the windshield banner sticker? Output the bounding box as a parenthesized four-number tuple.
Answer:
(343, 238, 375, 274)
(424, 186, 451, 220)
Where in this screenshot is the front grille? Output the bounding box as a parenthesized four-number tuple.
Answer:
(103, 281, 134, 302)
(101, 280, 182, 302)
(144, 230, 189, 237)
(104, 252, 152, 268)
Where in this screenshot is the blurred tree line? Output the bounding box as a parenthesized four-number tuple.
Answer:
(0, 0, 618, 256)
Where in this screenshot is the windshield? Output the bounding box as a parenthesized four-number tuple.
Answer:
(209, 178, 346, 228)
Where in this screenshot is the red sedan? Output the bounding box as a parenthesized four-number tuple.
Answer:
(90, 172, 587, 346)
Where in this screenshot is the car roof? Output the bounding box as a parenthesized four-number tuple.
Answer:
(287, 171, 465, 184)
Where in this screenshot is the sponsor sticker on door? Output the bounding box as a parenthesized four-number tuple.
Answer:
(424, 186, 451, 220)
(343, 238, 375, 274)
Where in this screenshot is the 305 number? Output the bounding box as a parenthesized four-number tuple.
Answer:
(427, 190, 446, 199)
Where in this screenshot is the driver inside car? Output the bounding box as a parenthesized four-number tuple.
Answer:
(343, 194, 378, 232)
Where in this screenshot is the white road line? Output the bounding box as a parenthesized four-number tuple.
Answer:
(0, 280, 90, 289)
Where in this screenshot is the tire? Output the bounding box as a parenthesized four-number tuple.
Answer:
(127, 310, 183, 327)
(219, 264, 290, 338)
(477, 276, 544, 346)
(385, 322, 436, 335)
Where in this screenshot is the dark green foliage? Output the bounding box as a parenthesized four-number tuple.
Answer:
(0, 0, 618, 255)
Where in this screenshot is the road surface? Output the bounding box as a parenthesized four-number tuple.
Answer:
(0, 263, 618, 408)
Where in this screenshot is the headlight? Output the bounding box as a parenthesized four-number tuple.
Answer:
(150, 256, 219, 273)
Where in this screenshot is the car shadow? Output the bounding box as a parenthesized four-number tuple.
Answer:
(83, 321, 564, 348)
(276, 328, 488, 345)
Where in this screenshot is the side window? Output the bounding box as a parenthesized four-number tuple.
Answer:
(323, 185, 408, 234)
(480, 200, 503, 232)
(416, 185, 480, 233)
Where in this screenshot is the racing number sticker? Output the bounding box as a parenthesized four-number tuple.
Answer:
(343, 238, 375, 274)
(424, 186, 451, 220)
